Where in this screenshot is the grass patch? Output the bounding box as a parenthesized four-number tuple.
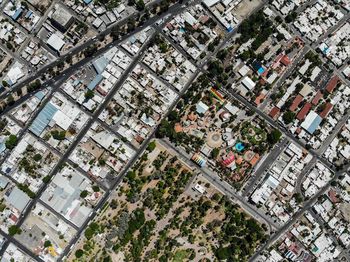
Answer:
(173, 249, 190, 262)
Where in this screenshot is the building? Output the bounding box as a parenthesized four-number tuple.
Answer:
(241, 76, 256, 90)
(325, 75, 339, 94)
(290, 95, 303, 112)
(50, 5, 74, 32)
(47, 34, 65, 52)
(301, 111, 322, 134)
(296, 102, 312, 121)
(6, 187, 31, 213)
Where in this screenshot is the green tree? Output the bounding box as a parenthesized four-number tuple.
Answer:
(8, 225, 21, 236)
(75, 249, 84, 258)
(211, 148, 220, 159)
(267, 129, 282, 145)
(85, 89, 94, 100)
(33, 154, 42, 162)
(147, 141, 156, 152)
(135, 0, 145, 10)
(5, 135, 18, 149)
(80, 190, 88, 198)
(92, 185, 100, 192)
(282, 111, 296, 124)
(44, 240, 52, 247)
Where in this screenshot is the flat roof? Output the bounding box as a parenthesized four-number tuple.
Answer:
(6, 187, 30, 212)
(241, 76, 256, 90)
(301, 111, 322, 134)
(51, 5, 73, 28)
(29, 102, 58, 136)
(47, 34, 65, 51)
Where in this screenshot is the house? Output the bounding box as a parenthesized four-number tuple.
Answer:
(319, 103, 333, 118)
(290, 95, 303, 112)
(301, 111, 322, 134)
(241, 76, 256, 90)
(296, 103, 312, 121)
(269, 107, 280, 120)
(311, 91, 323, 105)
(325, 75, 339, 94)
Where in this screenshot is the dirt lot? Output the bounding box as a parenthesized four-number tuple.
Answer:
(234, 0, 264, 21)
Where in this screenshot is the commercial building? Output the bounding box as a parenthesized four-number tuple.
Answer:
(50, 5, 74, 31)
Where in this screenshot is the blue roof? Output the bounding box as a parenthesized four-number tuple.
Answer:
(29, 102, 58, 136)
(227, 26, 233, 32)
(84, 0, 93, 3)
(35, 91, 45, 101)
(25, 10, 33, 18)
(87, 74, 103, 90)
(306, 115, 322, 134)
(12, 8, 23, 20)
(92, 56, 108, 74)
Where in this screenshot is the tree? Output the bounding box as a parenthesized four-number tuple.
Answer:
(92, 185, 100, 192)
(282, 111, 295, 125)
(5, 135, 18, 149)
(211, 148, 220, 159)
(85, 89, 94, 100)
(33, 154, 42, 162)
(2, 80, 8, 87)
(147, 141, 156, 152)
(80, 190, 88, 198)
(267, 129, 282, 145)
(110, 25, 120, 40)
(216, 246, 231, 260)
(51, 130, 66, 140)
(75, 249, 84, 258)
(42, 175, 51, 184)
(44, 240, 52, 247)
(135, 0, 145, 10)
(8, 225, 21, 236)
(294, 193, 303, 204)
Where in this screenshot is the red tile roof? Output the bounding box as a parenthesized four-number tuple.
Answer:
(319, 102, 333, 118)
(254, 93, 266, 105)
(280, 55, 291, 66)
(311, 90, 323, 105)
(326, 75, 339, 94)
(249, 153, 260, 166)
(296, 102, 311, 121)
(328, 189, 340, 203)
(269, 106, 280, 119)
(289, 95, 303, 112)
